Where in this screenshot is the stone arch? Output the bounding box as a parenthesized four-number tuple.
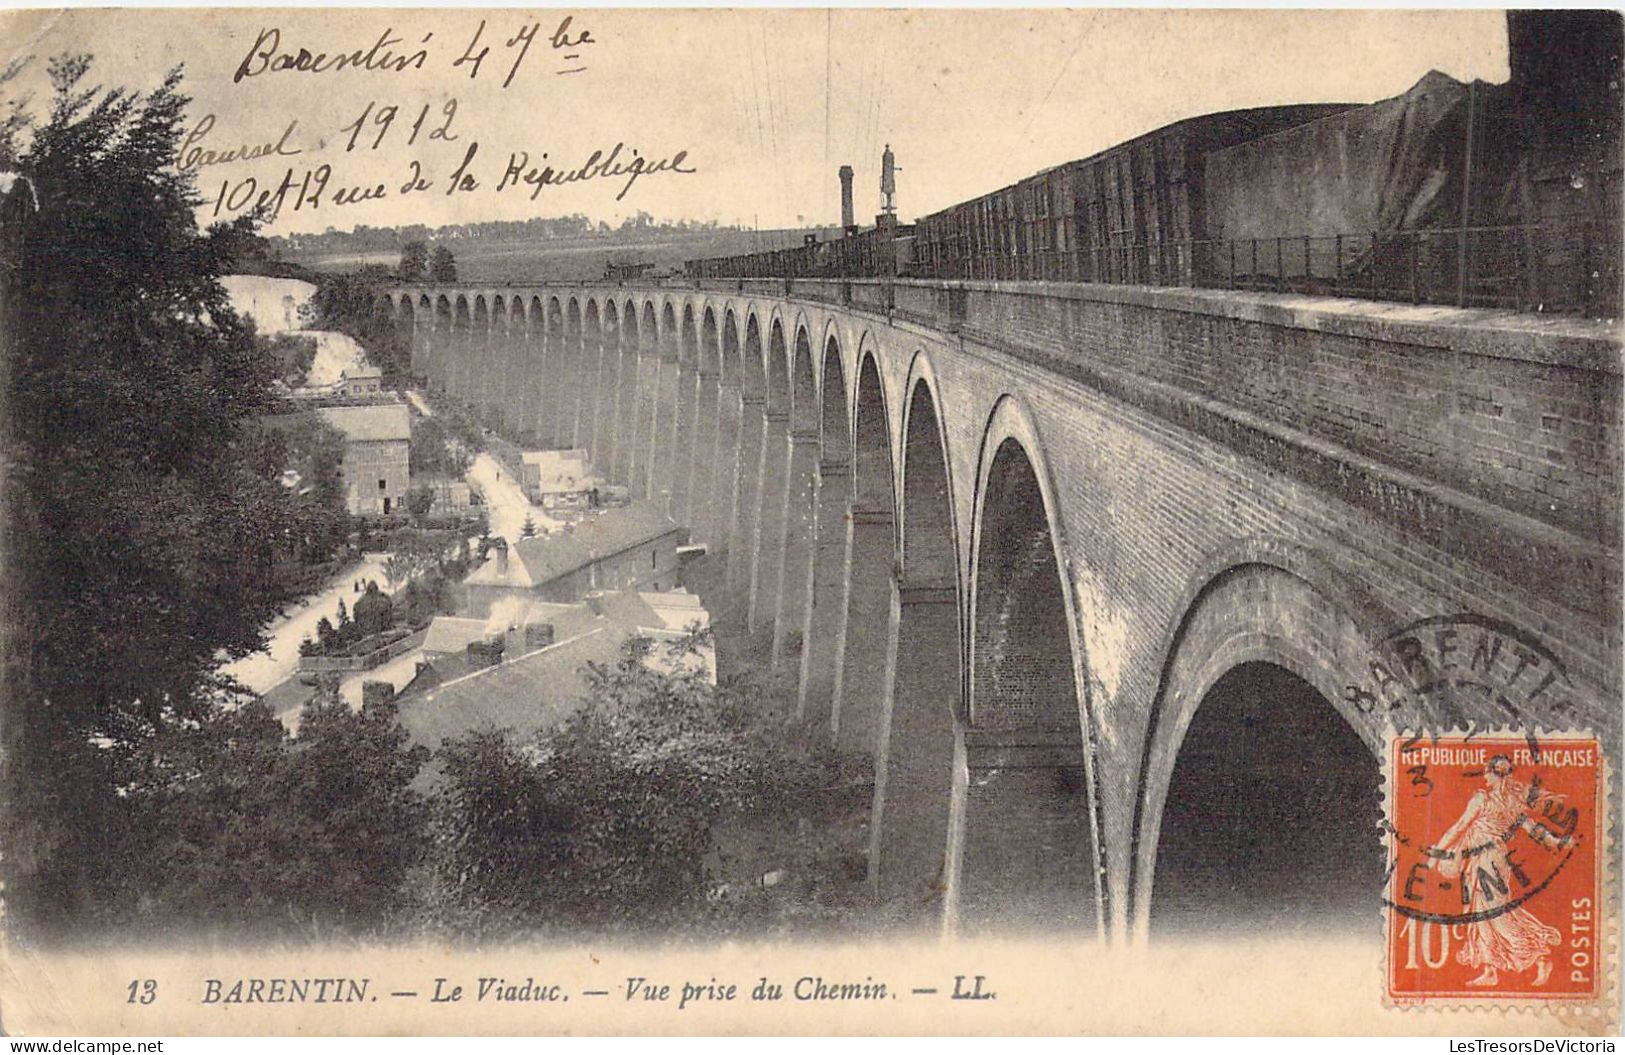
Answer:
(747, 316, 794, 637)
(661, 302, 678, 356)
(868, 363, 964, 917)
(1133, 561, 1385, 940)
(852, 340, 892, 514)
(958, 400, 1102, 935)
(454, 292, 470, 321)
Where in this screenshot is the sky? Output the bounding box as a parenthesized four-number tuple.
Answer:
(0, 7, 1512, 236)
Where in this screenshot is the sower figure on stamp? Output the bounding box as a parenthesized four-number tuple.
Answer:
(1428, 755, 1563, 988)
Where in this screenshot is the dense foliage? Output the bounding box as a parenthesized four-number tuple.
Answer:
(309, 269, 412, 380)
(428, 245, 457, 283)
(0, 56, 865, 948)
(0, 57, 361, 933)
(423, 634, 857, 937)
(112, 693, 429, 939)
(396, 240, 428, 282)
(408, 414, 471, 478)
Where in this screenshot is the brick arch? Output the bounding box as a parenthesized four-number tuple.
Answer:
(580, 300, 603, 455)
(680, 304, 698, 366)
(790, 325, 817, 433)
(722, 309, 743, 390)
(959, 395, 1104, 934)
(1129, 560, 1387, 939)
(640, 301, 658, 353)
(819, 334, 851, 466)
(766, 317, 790, 417)
(701, 306, 720, 377)
(829, 342, 899, 755)
(659, 302, 678, 357)
(869, 357, 965, 913)
(898, 355, 960, 589)
(853, 341, 895, 516)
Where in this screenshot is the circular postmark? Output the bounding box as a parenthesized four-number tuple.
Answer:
(1345, 613, 1582, 755)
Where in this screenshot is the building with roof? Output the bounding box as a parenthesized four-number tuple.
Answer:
(314, 401, 411, 515)
(459, 500, 688, 616)
(387, 588, 714, 777)
(519, 448, 600, 509)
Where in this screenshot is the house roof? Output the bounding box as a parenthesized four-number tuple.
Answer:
(315, 402, 410, 443)
(396, 622, 626, 753)
(640, 589, 711, 631)
(569, 501, 686, 559)
(421, 616, 491, 654)
(462, 502, 684, 590)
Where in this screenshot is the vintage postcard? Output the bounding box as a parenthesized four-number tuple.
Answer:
(0, 6, 1619, 1038)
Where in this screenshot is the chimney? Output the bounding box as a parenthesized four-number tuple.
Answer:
(466, 636, 504, 669)
(525, 622, 556, 650)
(838, 165, 855, 231)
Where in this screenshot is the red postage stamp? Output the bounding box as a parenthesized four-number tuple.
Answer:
(1385, 731, 1606, 1004)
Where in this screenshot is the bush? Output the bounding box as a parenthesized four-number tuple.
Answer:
(110, 693, 429, 940)
(422, 632, 851, 936)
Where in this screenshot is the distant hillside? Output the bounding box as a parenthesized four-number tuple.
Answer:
(272, 220, 843, 284)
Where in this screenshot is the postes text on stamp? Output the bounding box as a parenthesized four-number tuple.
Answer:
(1385, 731, 1604, 1004)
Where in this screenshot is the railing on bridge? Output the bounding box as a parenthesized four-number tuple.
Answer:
(391, 222, 1620, 320)
(664, 221, 1619, 320)
(914, 222, 1622, 318)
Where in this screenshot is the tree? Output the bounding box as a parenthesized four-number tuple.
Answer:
(397, 240, 428, 282)
(309, 271, 410, 379)
(112, 694, 429, 938)
(0, 56, 362, 934)
(521, 514, 537, 538)
(428, 245, 457, 282)
(426, 633, 849, 933)
(405, 486, 436, 518)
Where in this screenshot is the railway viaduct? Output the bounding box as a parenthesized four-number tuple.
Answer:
(379, 277, 1622, 943)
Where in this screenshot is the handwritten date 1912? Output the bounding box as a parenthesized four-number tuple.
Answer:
(341, 99, 459, 152)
